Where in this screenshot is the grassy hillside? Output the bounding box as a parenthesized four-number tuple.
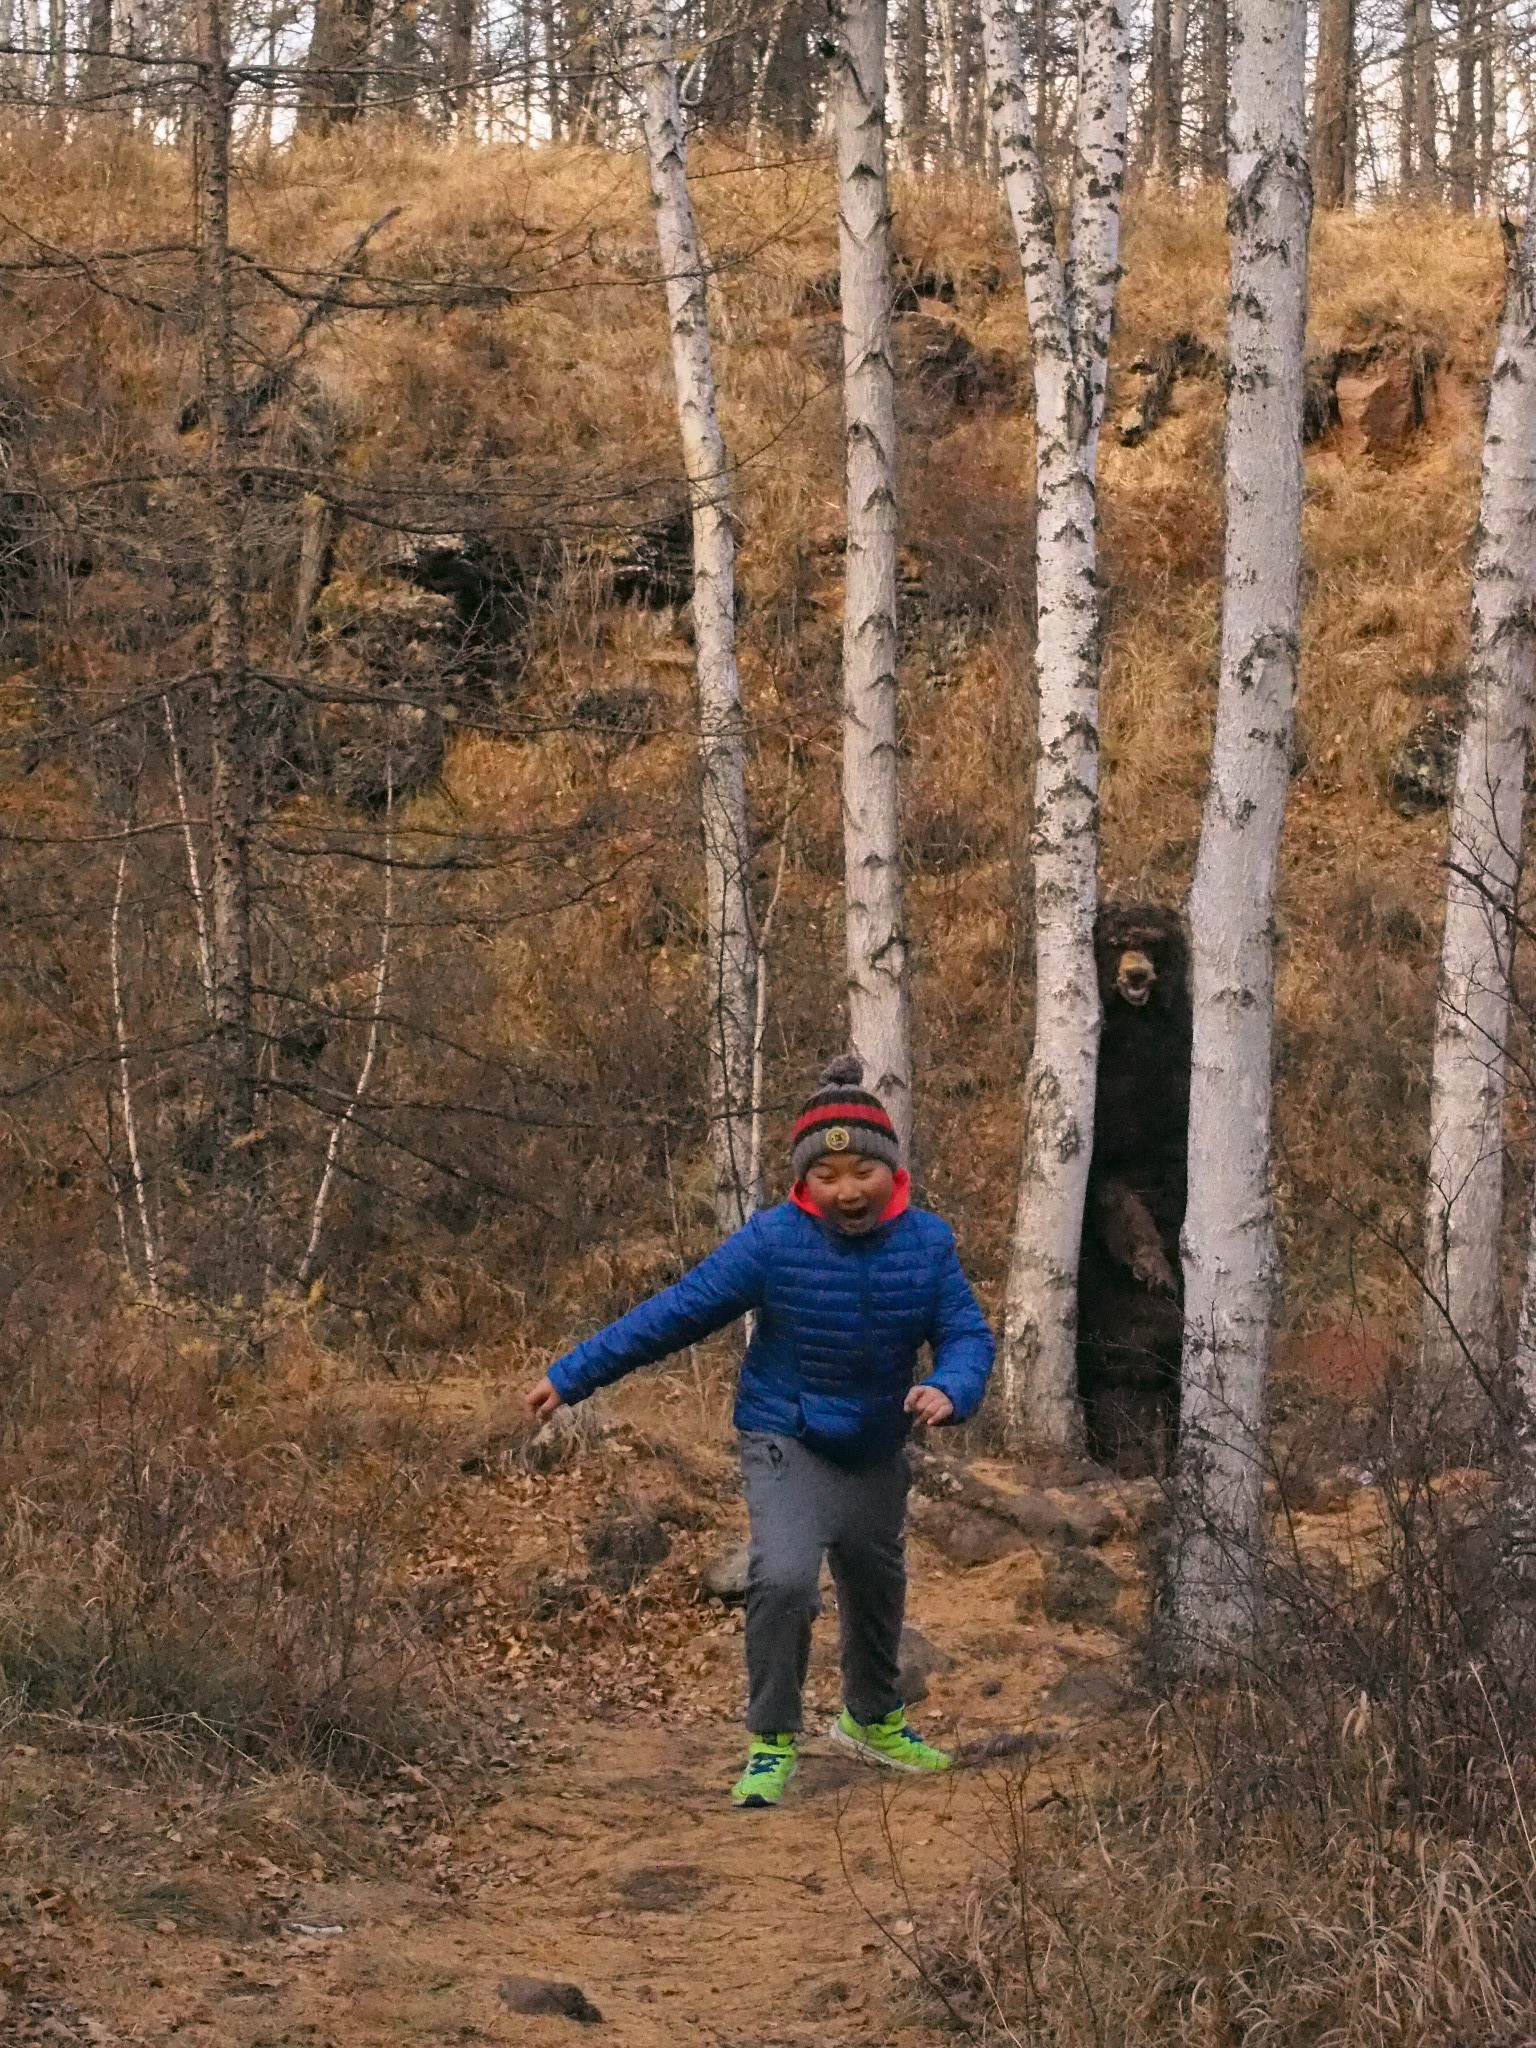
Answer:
(0, 130, 1509, 1361)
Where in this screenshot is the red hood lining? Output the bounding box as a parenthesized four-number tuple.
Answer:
(791, 1167, 911, 1226)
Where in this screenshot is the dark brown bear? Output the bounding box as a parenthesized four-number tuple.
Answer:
(1077, 902, 1191, 1473)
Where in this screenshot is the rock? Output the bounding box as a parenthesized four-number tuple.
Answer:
(897, 1625, 955, 1704)
(585, 1512, 669, 1594)
(1303, 347, 1342, 442)
(1042, 1551, 1122, 1627)
(909, 1496, 1029, 1566)
(700, 1541, 751, 1602)
(1041, 1664, 1127, 1719)
(1388, 710, 1459, 816)
(497, 1976, 604, 2023)
(1336, 355, 1430, 453)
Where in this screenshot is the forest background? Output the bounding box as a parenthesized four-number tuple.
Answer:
(2, 0, 1536, 2041)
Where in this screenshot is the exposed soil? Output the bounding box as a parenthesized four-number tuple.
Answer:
(0, 1380, 1182, 2048)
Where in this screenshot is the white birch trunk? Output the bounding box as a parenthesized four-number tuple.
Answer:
(110, 847, 160, 1299)
(630, 0, 758, 1231)
(1421, 177, 1536, 1403)
(830, 0, 913, 1150)
(1170, 0, 1310, 1659)
(984, 0, 1129, 1451)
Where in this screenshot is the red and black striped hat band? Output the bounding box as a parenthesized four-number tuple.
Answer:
(789, 1094, 901, 1179)
(791, 1099, 895, 1146)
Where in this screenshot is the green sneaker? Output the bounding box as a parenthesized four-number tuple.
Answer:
(830, 1707, 952, 1774)
(730, 1734, 797, 1807)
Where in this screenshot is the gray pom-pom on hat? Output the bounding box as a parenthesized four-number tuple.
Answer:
(790, 1051, 900, 1181)
(818, 1052, 865, 1089)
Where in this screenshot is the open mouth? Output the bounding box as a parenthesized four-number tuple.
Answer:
(1116, 950, 1156, 1006)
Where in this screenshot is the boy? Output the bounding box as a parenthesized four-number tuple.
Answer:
(523, 1055, 996, 1807)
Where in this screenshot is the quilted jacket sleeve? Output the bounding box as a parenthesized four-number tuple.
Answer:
(547, 1216, 768, 1406)
(920, 1227, 996, 1422)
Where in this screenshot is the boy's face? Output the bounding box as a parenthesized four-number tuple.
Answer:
(802, 1152, 895, 1234)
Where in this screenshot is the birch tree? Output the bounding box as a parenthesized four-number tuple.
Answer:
(1422, 174, 1536, 1403)
(982, 0, 1130, 1451)
(829, 0, 912, 1149)
(630, 0, 758, 1230)
(1170, 0, 1309, 1658)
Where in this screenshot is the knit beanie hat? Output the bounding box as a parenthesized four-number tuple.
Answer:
(790, 1054, 901, 1181)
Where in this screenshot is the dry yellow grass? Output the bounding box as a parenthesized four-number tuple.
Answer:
(0, 129, 1513, 1350)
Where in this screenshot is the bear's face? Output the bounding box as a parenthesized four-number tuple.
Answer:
(1114, 947, 1157, 1006)
(1094, 903, 1189, 1017)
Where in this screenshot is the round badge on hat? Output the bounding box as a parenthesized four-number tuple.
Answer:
(824, 1126, 851, 1152)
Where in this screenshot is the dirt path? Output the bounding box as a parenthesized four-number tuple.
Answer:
(11, 1394, 1150, 2047)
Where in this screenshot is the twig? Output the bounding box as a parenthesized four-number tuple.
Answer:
(747, 741, 795, 1207)
(162, 693, 214, 1010)
(110, 847, 160, 1299)
(297, 754, 395, 1288)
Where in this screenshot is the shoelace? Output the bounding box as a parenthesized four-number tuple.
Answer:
(747, 1751, 788, 1773)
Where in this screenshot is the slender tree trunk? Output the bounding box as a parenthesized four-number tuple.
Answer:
(1477, 0, 1495, 202)
(1201, 0, 1227, 179)
(81, 0, 111, 101)
(1413, 0, 1437, 195)
(631, 0, 759, 1230)
(1451, 0, 1477, 208)
(1311, 0, 1353, 208)
(290, 493, 337, 657)
(748, 0, 792, 147)
(199, 0, 258, 1301)
(46, 0, 65, 117)
(1148, 0, 1171, 175)
(541, 0, 561, 135)
(110, 848, 159, 1299)
(1167, 0, 1189, 177)
(830, 0, 912, 1147)
(1170, 0, 1310, 1659)
(381, 0, 422, 120)
(1398, 0, 1416, 188)
(984, 0, 1130, 1452)
(1421, 172, 1536, 1407)
(444, 0, 475, 125)
(901, 0, 927, 167)
(934, 0, 959, 159)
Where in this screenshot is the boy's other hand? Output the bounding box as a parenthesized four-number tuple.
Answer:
(524, 1375, 564, 1425)
(905, 1384, 955, 1428)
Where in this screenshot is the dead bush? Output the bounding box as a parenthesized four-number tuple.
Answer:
(906, 1393, 1536, 2046)
(0, 1322, 451, 1775)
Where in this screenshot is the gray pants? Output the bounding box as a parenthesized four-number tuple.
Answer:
(740, 1431, 908, 1735)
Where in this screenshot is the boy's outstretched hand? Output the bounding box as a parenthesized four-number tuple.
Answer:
(523, 1374, 564, 1425)
(905, 1383, 955, 1428)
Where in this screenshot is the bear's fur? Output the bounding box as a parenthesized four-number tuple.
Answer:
(1077, 902, 1192, 1473)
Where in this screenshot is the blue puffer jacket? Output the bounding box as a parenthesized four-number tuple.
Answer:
(547, 1199, 995, 1461)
